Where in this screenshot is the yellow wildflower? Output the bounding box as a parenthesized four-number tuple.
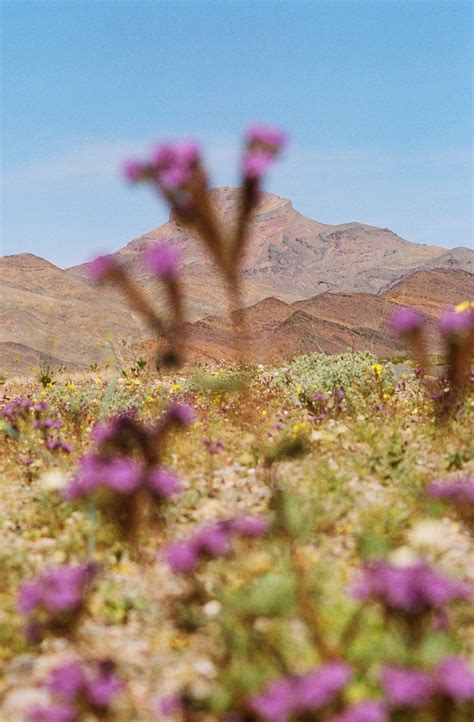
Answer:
(455, 300, 474, 313)
(371, 363, 382, 377)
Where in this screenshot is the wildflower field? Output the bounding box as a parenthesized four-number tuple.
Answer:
(1, 352, 473, 721)
(1, 125, 473, 721)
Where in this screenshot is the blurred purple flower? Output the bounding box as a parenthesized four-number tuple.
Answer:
(165, 541, 198, 574)
(243, 150, 272, 181)
(17, 564, 96, 617)
(389, 307, 423, 336)
(426, 477, 474, 504)
(88, 254, 118, 283)
(230, 515, 269, 538)
(248, 677, 296, 722)
(436, 656, 474, 701)
(353, 561, 470, 614)
(296, 662, 352, 710)
(246, 123, 288, 154)
(158, 694, 183, 716)
(248, 663, 351, 721)
(382, 666, 436, 708)
(26, 704, 76, 722)
(123, 159, 144, 182)
(194, 523, 231, 557)
(329, 700, 387, 722)
(147, 466, 181, 498)
(166, 402, 196, 426)
(86, 662, 123, 708)
(47, 660, 86, 701)
(146, 242, 182, 280)
(439, 307, 474, 338)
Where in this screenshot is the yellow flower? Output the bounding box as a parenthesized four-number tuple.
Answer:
(371, 363, 382, 377)
(455, 300, 474, 313)
(295, 383, 302, 394)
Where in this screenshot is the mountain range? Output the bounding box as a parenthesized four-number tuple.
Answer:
(1, 187, 472, 374)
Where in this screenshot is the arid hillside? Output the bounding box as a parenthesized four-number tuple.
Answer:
(1, 188, 472, 374)
(176, 268, 474, 364)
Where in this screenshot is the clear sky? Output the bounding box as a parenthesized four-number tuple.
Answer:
(1, 0, 472, 267)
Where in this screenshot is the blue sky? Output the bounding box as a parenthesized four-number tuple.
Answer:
(2, 0, 472, 267)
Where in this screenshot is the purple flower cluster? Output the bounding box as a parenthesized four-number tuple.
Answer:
(354, 560, 471, 614)
(243, 123, 287, 181)
(87, 253, 119, 283)
(329, 700, 387, 722)
(146, 241, 182, 280)
(64, 453, 180, 501)
(27, 658, 122, 721)
(389, 307, 424, 337)
(165, 516, 269, 574)
(312, 391, 329, 420)
(426, 477, 474, 504)
(382, 656, 474, 708)
(203, 438, 224, 454)
(124, 140, 200, 211)
(439, 305, 474, 339)
(46, 438, 73, 453)
(18, 564, 96, 641)
(2, 396, 33, 419)
(248, 662, 352, 722)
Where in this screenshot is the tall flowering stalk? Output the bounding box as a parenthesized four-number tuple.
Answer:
(389, 302, 474, 418)
(63, 403, 193, 547)
(114, 124, 286, 365)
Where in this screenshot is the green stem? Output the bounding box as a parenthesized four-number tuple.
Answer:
(86, 497, 97, 558)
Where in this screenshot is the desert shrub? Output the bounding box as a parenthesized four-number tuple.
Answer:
(272, 351, 394, 410)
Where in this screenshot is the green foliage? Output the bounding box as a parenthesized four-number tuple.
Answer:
(272, 351, 394, 408)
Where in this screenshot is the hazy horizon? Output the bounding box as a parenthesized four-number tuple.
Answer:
(2, 1, 473, 266)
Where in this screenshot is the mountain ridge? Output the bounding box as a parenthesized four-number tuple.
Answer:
(1, 187, 472, 374)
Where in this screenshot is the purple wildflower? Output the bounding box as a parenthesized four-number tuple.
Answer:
(102, 457, 143, 494)
(148, 140, 201, 193)
(246, 123, 288, 154)
(439, 306, 474, 339)
(146, 242, 181, 280)
(17, 563, 96, 617)
(86, 661, 123, 708)
(230, 515, 269, 538)
(243, 150, 273, 181)
(165, 541, 198, 574)
(123, 159, 144, 182)
(194, 523, 231, 557)
(158, 695, 183, 716)
(436, 656, 474, 701)
(329, 700, 387, 722)
(248, 663, 351, 721)
(389, 307, 423, 336)
(88, 254, 118, 283)
(165, 402, 196, 426)
(47, 660, 86, 701)
(296, 662, 352, 710)
(248, 677, 296, 722)
(64, 454, 143, 499)
(426, 477, 474, 504)
(203, 438, 224, 454)
(26, 704, 76, 722)
(147, 466, 181, 498)
(381, 666, 436, 708)
(353, 561, 470, 614)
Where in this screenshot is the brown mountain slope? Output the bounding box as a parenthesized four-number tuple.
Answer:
(178, 268, 474, 364)
(67, 187, 458, 318)
(0, 253, 144, 374)
(2, 188, 472, 374)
